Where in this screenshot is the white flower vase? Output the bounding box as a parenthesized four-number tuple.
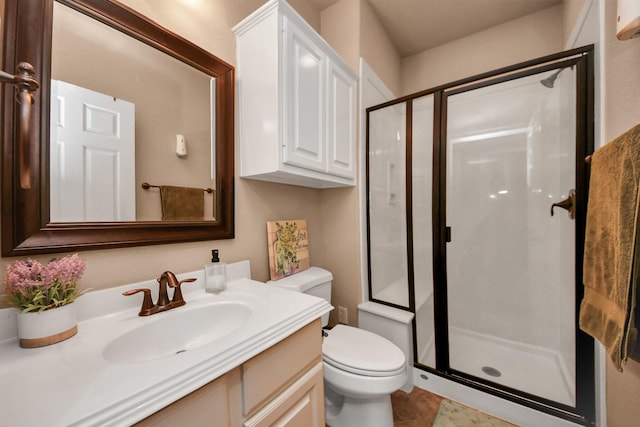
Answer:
(16, 303, 78, 348)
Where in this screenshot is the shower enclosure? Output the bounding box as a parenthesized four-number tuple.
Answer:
(366, 46, 595, 425)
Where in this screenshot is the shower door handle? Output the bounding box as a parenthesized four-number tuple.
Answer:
(550, 189, 576, 219)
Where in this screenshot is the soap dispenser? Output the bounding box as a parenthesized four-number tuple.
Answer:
(205, 249, 227, 293)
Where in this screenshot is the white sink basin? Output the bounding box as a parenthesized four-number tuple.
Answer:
(103, 301, 252, 363)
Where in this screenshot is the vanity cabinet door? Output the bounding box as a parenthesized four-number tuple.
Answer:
(242, 319, 322, 417)
(244, 362, 325, 427)
(282, 16, 326, 173)
(133, 368, 242, 427)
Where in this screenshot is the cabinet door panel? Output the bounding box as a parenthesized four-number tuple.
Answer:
(244, 362, 325, 427)
(134, 368, 242, 427)
(242, 320, 322, 417)
(326, 61, 355, 178)
(283, 18, 325, 172)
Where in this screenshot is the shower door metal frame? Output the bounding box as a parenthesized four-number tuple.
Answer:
(365, 44, 595, 426)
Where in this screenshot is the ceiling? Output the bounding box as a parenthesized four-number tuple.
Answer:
(309, 0, 561, 57)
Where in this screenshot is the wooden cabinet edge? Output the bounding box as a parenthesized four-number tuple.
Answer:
(133, 367, 242, 427)
(134, 319, 323, 426)
(242, 319, 323, 417)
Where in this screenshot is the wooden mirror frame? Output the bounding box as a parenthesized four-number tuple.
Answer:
(1, 0, 235, 256)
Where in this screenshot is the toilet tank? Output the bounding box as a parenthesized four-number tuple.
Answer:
(267, 267, 333, 326)
(358, 302, 415, 392)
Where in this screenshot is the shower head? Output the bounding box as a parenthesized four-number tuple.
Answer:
(540, 69, 562, 88)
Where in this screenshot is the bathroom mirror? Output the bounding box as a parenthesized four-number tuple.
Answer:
(1, 0, 235, 256)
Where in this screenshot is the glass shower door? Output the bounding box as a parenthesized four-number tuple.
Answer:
(444, 66, 577, 406)
(367, 104, 409, 308)
(412, 95, 436, 367)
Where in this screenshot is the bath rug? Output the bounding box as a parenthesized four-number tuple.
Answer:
(433, 399, 519, 427)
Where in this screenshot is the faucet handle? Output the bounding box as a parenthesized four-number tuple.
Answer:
(170, 277, 196, 307)
(123, 288, 156, 316)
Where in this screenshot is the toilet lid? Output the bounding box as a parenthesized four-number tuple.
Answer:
(322, 325, 405, 377)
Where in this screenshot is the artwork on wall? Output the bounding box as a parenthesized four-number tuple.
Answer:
(267, 219, 310, 281)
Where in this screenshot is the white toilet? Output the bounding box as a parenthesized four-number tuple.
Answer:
(268, 267, 406, 427)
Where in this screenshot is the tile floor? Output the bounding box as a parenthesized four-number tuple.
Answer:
(391, 387, 519, 426)
(391, 387, 443, 426)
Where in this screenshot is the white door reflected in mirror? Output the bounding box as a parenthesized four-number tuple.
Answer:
(50, 80, 135, 222)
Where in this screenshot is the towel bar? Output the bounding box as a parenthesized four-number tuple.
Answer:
(141, 182, 213, 193)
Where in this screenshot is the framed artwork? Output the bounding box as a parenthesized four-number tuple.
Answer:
(266, 219, 310, 280)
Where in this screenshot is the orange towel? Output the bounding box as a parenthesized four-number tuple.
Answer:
(581, 124, 640, 370)
(159, 185, 204, 221)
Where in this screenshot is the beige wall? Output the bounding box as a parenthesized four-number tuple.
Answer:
(3, 1, 637, 425)
(317, 0, 403, 326)
(400, 5, 563, 95)
(603, 0, 640, 141)
(320, 0, 402, 95)
(317, 0, 362, 326)
(320, 0, 360, 71)
(358, 0, 402, 96)
(0, 0, 362, 329)
(563, 0, 589, 47)
(113, 0, 321, 63)
(602, 1, 640, 426)
(0, 0, 328, 298)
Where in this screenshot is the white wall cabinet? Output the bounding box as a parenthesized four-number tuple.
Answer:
(234, 0, 356, 188)
(134, 320, 324, 427)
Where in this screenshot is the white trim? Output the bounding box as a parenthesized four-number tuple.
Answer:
(357, 301, 414, 324)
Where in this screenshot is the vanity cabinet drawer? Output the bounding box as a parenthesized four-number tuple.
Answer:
(242, 319, 322, 417)
(134, 367, 242, 427)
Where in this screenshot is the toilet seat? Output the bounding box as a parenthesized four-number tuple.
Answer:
(323, 325, 405, 377)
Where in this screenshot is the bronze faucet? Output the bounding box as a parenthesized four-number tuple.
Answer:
(123, 271, 196, 316)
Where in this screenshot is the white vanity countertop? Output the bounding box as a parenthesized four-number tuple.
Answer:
(0, 261, 331, 427)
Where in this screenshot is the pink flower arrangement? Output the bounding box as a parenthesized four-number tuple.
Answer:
(4, 254, 87, 312)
